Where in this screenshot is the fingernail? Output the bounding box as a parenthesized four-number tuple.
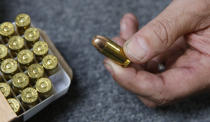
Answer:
(125, 36, 148, 62)
(120, 21, 127, 32)
(104, 60, 114, 75)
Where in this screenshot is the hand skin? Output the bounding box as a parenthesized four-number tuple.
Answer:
(104, 0, 210, 107)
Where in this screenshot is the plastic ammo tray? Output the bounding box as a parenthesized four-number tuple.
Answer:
(0, 14, 73, 122)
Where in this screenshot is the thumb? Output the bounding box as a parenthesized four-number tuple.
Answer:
(123, 0, 208, 63)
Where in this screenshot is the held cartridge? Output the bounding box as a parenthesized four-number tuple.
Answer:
(0, 22, 15, 42)
(15, 13, 31, 35)
(24, 27, 40, 48)
(21, 87, 38, 108)
(0, 83, 11, 98)
(35, 78, 53, 98)
(7, 98, 21, 114)
(12, 73, 29, 93)
(42, 55, 58, 76)
(92, 35, 130, 67)
(8, 36, 25, 56)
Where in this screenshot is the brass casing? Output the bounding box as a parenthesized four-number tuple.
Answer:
(0, 22, 15, 41)
(1, 58, 18, 74)
(8, 36, 25, 56)
(24, 28, 40, 48)
(7, 98, 21, 114)
(42, 55, 58, 75)
(21, 87, 38, 108)
(35, 78, 53, 98)
(12, 73, 29, 92)
(17, 49, 34, 67)
(27, 64, 44, 79)
(0, 44, 8, 60)
(92, 35, 130, 67)
(33, 41, 48, 61)
(0, 83, 11, 98)
(15, 13, 31, 35)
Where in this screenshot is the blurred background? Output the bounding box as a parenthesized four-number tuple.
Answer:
(1, 0, 210, 122)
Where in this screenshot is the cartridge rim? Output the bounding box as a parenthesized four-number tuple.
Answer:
(1, 58, 18, 74)
(24, 27, 40, 42)
(36, 78, 52, 94)
(15, 13, 31, 27)
(8, 36, 24, 50)
(17, 49, 34, 65)
(28, 64, 44, 79)
(7, 98, 20, 114)
(42, 55, 58, 70)
(0, 44, 8, 59)
(21, 87, 38, 104)
(33, 41, 48, 56)
(0, 22, 15, 37)
(12, 73, 29, 89)
(0, 83, 11, 98)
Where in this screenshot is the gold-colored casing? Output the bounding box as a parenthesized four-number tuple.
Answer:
(15, 13, 31, 35)
(42, 55, 58, 70)
(92, 35, 130, 67)
(35, 78, 53, 97)
(1, 58, 18, 74)
(24, 27, 40, 43)
(0, 83, 11, 98)
(0, 22, 15, 37)
(7, 98, 21, 114)
(17, 49, 34, 65)
(0, 44, 8, 60)
(8, 36, 25, 51)
(12, 73, 29, 90)
(27, 64, 44, 79)
(21, 87, 38, 105)
(33, 41, 48, 56)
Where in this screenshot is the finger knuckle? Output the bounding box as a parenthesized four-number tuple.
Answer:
(150, 19, 172, 49)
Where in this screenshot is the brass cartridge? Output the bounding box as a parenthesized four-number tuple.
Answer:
(21, 87, 38, 108)
(92, 35, 130, 67)
(8, 36, 25, 56)
(27, 64, 44, 80)
(42, 55, 58, 76)
(15, 13, 31, 35)
(7, 98, 21, 114)
(0, 22, 15, 42)
(24, 27, 40, 48)
(12, 73, 29, 93)
(35, 78, 53, 98)
(0, 83, 11, 98)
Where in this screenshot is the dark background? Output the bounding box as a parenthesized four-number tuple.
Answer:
(1, 0, 210, 122)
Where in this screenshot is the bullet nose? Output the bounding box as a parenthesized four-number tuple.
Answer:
(92, 35, 107, 49)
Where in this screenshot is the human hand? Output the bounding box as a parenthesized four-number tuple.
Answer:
(104, 0, 210, 107)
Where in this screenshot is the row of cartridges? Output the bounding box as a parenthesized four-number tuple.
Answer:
(0, 13, 59, 114)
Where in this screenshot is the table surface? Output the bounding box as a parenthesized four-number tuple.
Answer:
(1, 0, 210, 122)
